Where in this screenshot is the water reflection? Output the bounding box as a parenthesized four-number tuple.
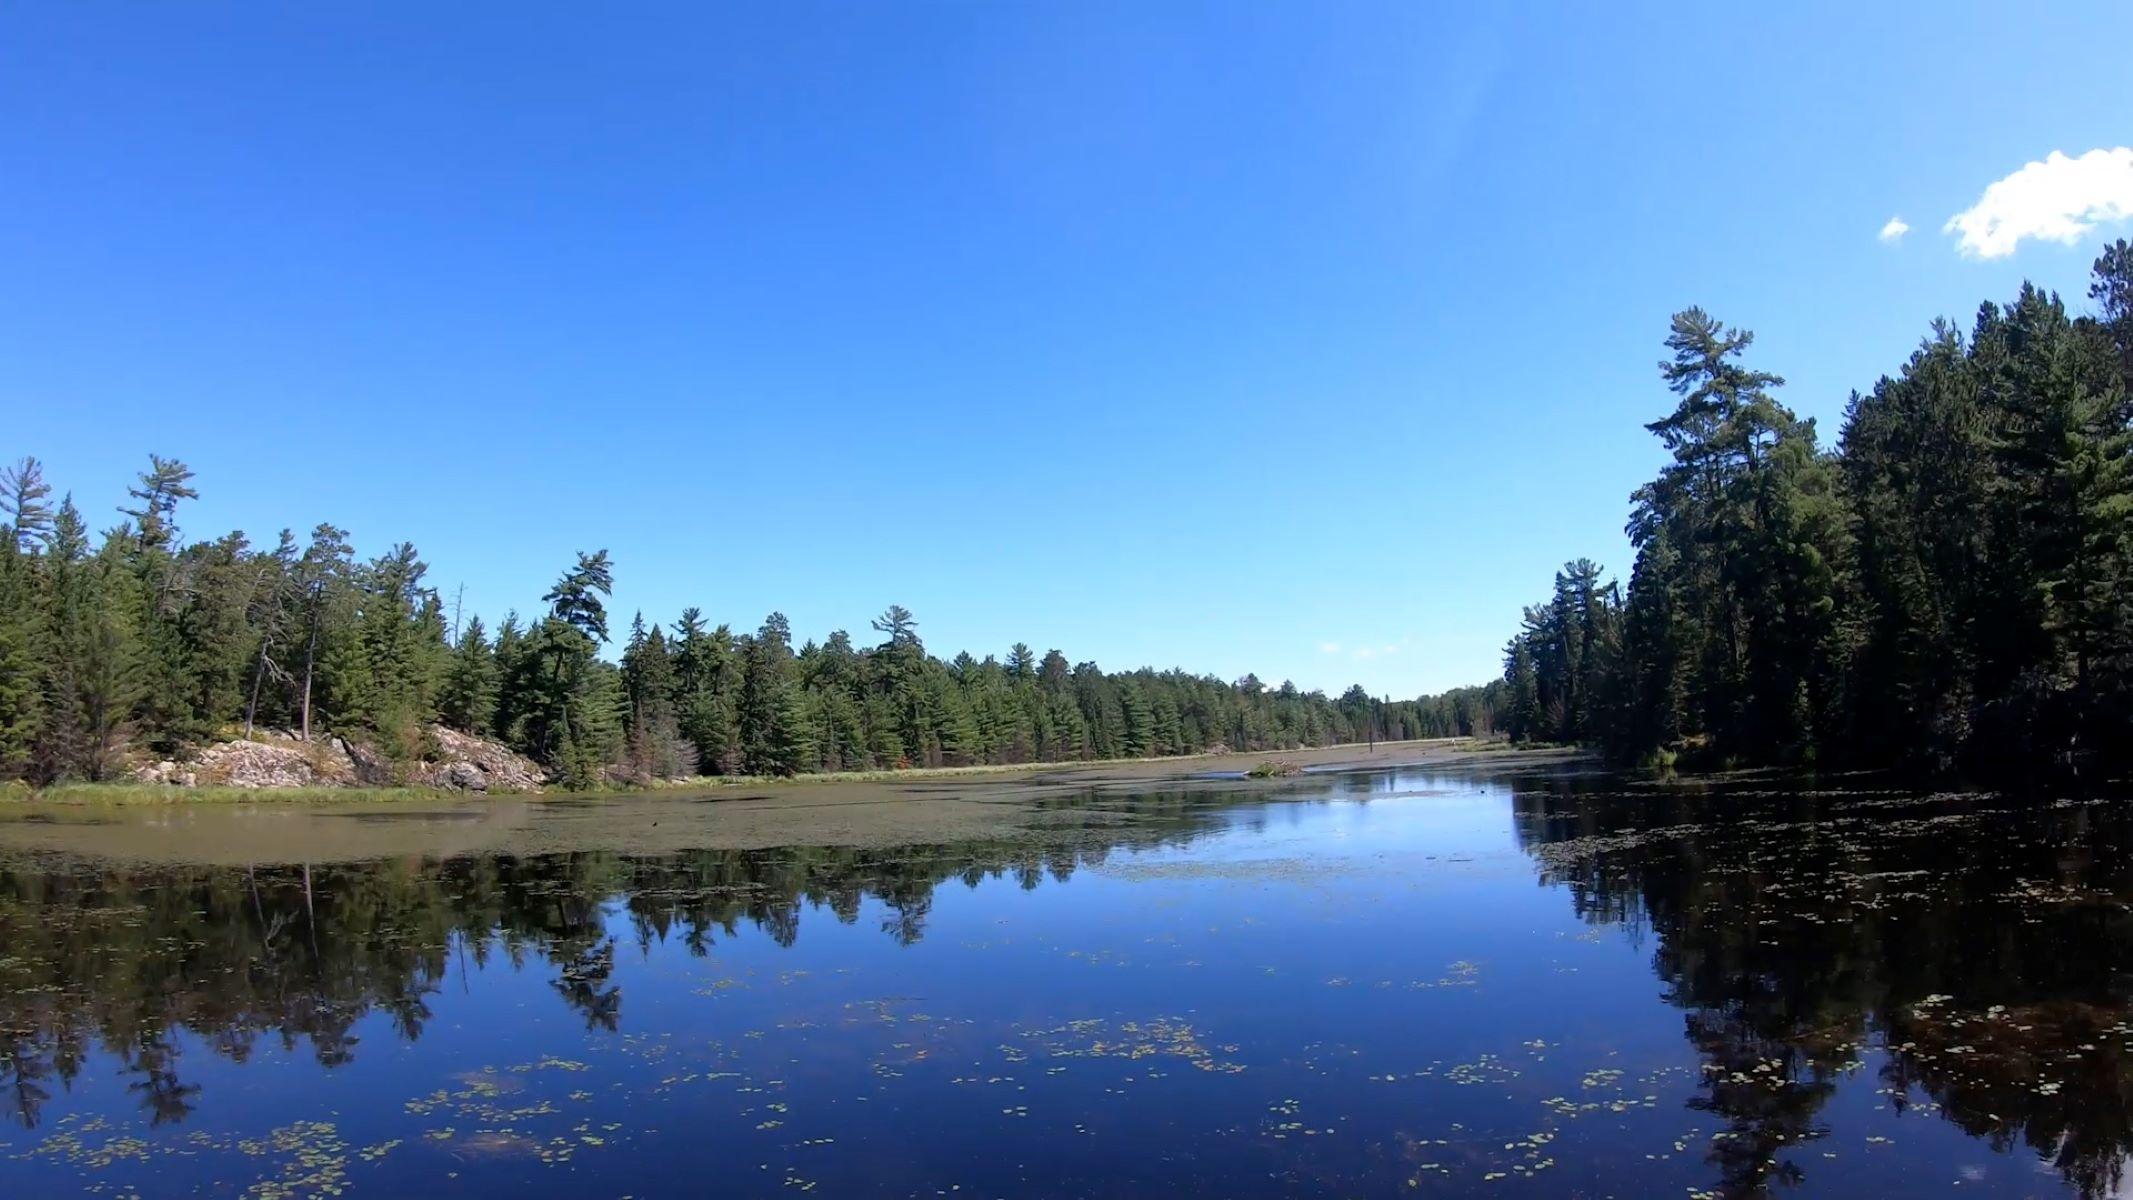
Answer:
(3, 769, 2131, 1197)
(0, 787, 1243, 1134)
(1509, 769, 2133, 1198)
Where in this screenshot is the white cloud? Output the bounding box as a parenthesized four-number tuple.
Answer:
(1878, 216, 1910, 243)
(1317, 641, 1342, 655)
(1944, 148, 2133, 259)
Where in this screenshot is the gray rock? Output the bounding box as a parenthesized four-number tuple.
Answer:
(128, 724, 548, 794)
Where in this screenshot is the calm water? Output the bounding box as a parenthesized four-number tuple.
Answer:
(5, 764, 2132, 1198)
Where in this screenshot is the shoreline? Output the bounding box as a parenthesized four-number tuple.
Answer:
(7, 736, 1529, 806)
(0, 741, 1584, 866)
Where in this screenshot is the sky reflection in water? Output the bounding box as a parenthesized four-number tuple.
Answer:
(3, 765, 2131, 1198)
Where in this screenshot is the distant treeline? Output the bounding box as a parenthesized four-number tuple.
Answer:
(1503, 240, 2133, 773)
(0, 464, 1503, 788)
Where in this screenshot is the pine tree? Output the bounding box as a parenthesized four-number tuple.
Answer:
(1626, 309, 1843, 760)
(931, 674, 981, 765)
(490, 612, 534, 747)
(48, 543, 147, 780)
(525, 551, 616, 776)
(118, 455, 197, 553)
(621, 618, 691, 780)
(293, 525, 353, 742)
(1006, 642, 1035, 681)
(439, 616, 498, 735)
(1620, 528, 1688, 755)
(0, 539, 44, 775)
(1837, 323, 1990, 764)
(1, 457, 54, 552)
(558, 660, 626, 790)
(672, 609, 742, 774)
(741, 613, 808, 776)
(242, 531, 300, 738)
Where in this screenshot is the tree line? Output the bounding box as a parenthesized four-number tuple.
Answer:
(0, 464, 1503, 788)
(1502, 241, 2133, 773)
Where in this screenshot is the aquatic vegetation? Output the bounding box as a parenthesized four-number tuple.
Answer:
(4, 764, 2132, 1197)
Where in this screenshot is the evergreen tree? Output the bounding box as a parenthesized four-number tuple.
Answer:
(672, 610, 742, 775)
(0, 540, 43, 774)
(1006, 642, 1036, 681)
(49, 542, 147, 780)
(1, 457, 54, 552)
(293, 525, 353, 742)
(524, 551, 617, 787)
(740, 613, 809, 776)
(242, 531, 300, 738)
(0, 454, 1543, 788)
(621, 616, 691, 780)
(118, 455, 198, 553)
(439, 616, 498, 735)
(1500, 251, 2133, 774)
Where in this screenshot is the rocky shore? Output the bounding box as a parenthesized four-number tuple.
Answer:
(133, 726, 547, 792)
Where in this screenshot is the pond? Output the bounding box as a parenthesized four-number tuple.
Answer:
(3, 763, 2130, 1197)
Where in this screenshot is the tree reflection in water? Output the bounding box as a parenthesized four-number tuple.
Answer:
(5, 770, 2133, 1198)
(1508, 768, 2133, 1198)
(0, 785, 1235, 1131)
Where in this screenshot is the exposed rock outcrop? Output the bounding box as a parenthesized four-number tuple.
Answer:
(136, 731, 359, 789)
(413, 727, 546, 792)
(132, 726, 546, 793)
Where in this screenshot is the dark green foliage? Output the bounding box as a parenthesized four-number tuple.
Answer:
(292, 524, 353, 742)
(49, 541, 148, 781)
(118, 455, 197, 553)
(240, 530, 300, 738)
(739, 613, 810, 776)
(556, 659, 625, 791)
(620, 615, 693, 781)
(1499, 559, 1627, 746)
(0, 541, 42, 775)
(439, 615, 498, 736)
(0, 458, 1502, 788)
(522, 552, 621, 789)
(670, 608, 742, 775)
(1506, 245, 2133, 775)
(328, 542, 450, 757)
(1, 457, 54, 552)
(490, 612, 536, 749)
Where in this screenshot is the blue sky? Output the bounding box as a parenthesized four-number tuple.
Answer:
(4, 2, 2130, 696)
